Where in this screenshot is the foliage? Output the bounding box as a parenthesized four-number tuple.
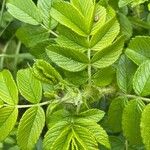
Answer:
(0, 0, 150, 149)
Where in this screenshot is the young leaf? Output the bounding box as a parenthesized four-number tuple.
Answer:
(17, 106, 45, 150)
(50, 1, 88, 36)
(16, 25, 49, 47)
(17, 68, 42, 103)
(107, 96, 128, 133)
(33, 59, 62, 84)
(117, 55, 137, 93)
(141, 104, 150, 150)
(6, 0, 42, 25)
(122, 99, 145, 145)
(125, 36, 150, 65)
(0, 107, 18, 141)
(90, 17, 120, 51)
(0, 70, 18, 105)
(133, 60, 150, 96)
(46, 45, 89, 72)
(93, 66, 115, 87)
(91, 36, 124, 69)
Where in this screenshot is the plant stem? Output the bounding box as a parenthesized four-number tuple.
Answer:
(3, 101, 51, 109)
(40, 24, 58, 37)
(13, 41, 21, 73)
(0, 0, 6, 26)
(121, 94, 150, 102)
(125, 140, 128, 150)
(0, 53, 33, 59)
(88, 49, 92, 85)
(0, 41, 10, 70)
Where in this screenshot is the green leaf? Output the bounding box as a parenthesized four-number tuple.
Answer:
(72, 125, 98, 150)
(17, 106, 45, 150)
(6, 0, 42, 25)
(17, 68, 42, 103)
(0, 107, 18, 141)
(29, 40, 50, 60)
(77, 109, 105, 122)
(46, 109, 71, 128)
(51, 127, 72, 150)
(75, 120, 110, 149)
(50, 1, 88, 36)
(33, 59, 62, 84)
(141, 104, 150, 150)
(118, 13, 132, 40)
(43, 121, 69, 150)
(119, 0, 148, 7)
(117, 55, 137, 93)
(107, 96, 128, 133)
(91, 5, 106, 35)
(93, 66, 115, 87)
(108, 136, 125, 150)
(0, 100, 3, 108)
(122, 99, 145, 145)
(56, 25, 88, 52)
(125, 36, 150, 65)
(0, 70, 18, 105)
(46, 45, 89, 72)
(90, 17, 120, 51)
(16, 25, 49, 47)
(64, 70, 88, 86)
(37, 0, 52, 28)
(71, 0, 95, 33)
(91, 36, 124, 69)
(133, 60, 150, 96)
